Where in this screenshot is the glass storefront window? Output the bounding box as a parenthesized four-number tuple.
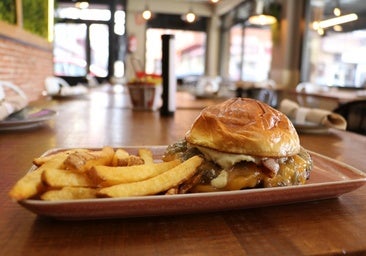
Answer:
(228, 25, 273, 82)
(302, 0, 366, 88)
(229, 24, 243, 81)
(53, 23, 87, 77)
(90, 24, 109, 77)
(145, 28, 206, 79)
(53, 22, 109, 78)
(53, 3, 126, 79)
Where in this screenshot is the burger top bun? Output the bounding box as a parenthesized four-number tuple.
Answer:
(185, 98, 300, 157)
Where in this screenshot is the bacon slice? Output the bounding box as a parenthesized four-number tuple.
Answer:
(261, 158, 280, 178)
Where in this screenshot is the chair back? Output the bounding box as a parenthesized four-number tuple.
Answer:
(247, 88, 278, 107)
(333, 100, 366, 135)
(0, 81, 27, 101)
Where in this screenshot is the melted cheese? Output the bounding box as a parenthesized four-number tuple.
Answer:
(262, 154, 308, 187)
(191, 145, 309, 190)
(195, 145, 260, 169)
(211, 170, 228, 188)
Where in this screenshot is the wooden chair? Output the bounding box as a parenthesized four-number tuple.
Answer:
(333, 100, 366, 135)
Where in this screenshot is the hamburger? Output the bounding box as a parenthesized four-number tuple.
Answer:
(163, 98, 312, 193)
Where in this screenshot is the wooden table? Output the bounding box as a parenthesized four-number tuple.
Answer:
(1, 86, 366, 256)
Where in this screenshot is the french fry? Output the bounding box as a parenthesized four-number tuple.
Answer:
(138, 148, 154, 164)
(111, 148, 130, 166)
(10, 146, 205, 202)
(9, 151, 71, 201)
(98, 156, 203, 197)
(33, 149, 88, 167)
(124, 155, 144, 166)
(89, 159, 181, 186)
(41, 187, 97, 201)
(42, 168, 95, 188)
(111, 149, 145, 167)
(33, 154, 57, 167)
(165, 187, 179, 195)
(177, 171, 203, 194)
(64, 146, 114, 172)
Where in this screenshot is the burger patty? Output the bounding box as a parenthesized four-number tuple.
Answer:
(163, 140, 313, 192)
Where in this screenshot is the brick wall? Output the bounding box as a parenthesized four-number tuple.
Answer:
(0, 36, 53, 101)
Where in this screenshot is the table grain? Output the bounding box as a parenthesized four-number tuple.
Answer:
(1, 87, 365, 256)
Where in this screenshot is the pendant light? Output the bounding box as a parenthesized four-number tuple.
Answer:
(182, 1, 197, 23)
(185, 9, 197, 23)
(142, 1, 152, 21)
(248, 0, 277, 26)
(74, 1, 89, 9)
(333, 0, 341, 16)
(142, 7, 152, 20)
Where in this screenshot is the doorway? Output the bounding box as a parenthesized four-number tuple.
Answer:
(53, 1, 126, 85)
(54, 21, 109, 79)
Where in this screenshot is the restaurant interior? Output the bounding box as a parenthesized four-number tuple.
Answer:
(1, 0, 366, 255)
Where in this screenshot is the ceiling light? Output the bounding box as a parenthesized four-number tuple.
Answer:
(333, 7, 341, 17)
(185, 10, 197, 23)
(333, 0, 341, 17)
(182, 1, 198, 23)
(248, 14, 277, 26)
(142, 1, 152, 21)
(317, 13, 358, 29)
(317, 28, 325, 36)
(333, 25, 343, 32)
(312, 21, 320, 30)
(142, 8, 152, 20)
(248, 0, 277, 26)
(75, 1, 89, 9)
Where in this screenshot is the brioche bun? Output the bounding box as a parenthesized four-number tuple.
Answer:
(185, 98, 300, 157)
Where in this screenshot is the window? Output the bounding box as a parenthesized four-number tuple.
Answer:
(228, 24, 243, 81)
(226, 1, 273, 82)
(53, 2, 126, 81)
(145, 28, 206, 78)
(54, 23, 87, 77)
(302, 0, 366, 88)
(90, 24, 109, 77)
(229, 25, 273, 82)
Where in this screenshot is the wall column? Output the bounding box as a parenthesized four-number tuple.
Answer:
(270, 0, 305, 89)
(205, 14, 220, 76)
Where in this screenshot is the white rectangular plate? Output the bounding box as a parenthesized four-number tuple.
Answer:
(18, 146, 366, 220)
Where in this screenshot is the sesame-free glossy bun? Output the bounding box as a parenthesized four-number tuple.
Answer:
(185, 98, 300, 157)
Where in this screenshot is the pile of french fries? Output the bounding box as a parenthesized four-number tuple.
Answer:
(9, 146, 203, 201)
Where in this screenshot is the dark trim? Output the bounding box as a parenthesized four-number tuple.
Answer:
(0, 34, 51, 52)
(147, 13, 207, 32)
